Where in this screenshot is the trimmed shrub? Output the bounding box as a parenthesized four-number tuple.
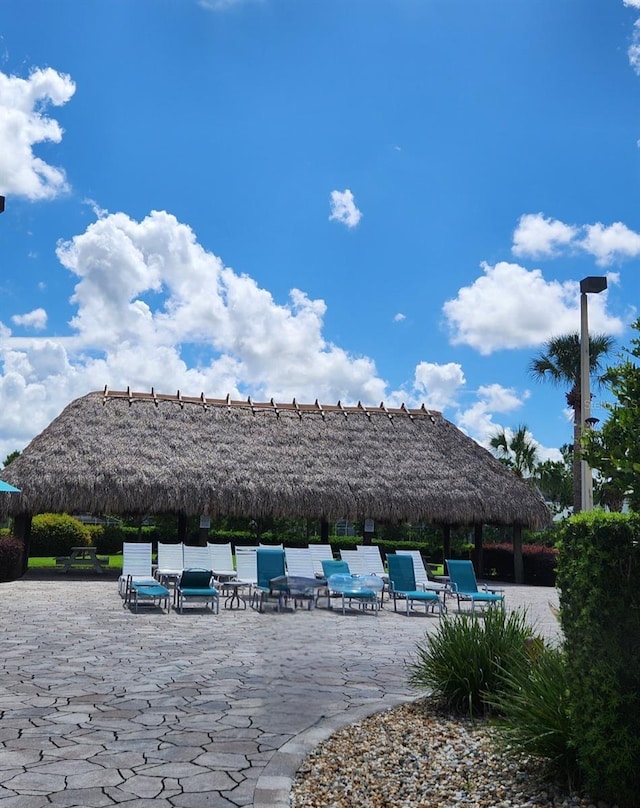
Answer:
(29, 514, 91, 557)
(556, 511, 640, 807)
(407, 606, 538, 715)
(93, 523, 126, 555)
(482, 542, 557, 585)
(0, 535, 25, 581)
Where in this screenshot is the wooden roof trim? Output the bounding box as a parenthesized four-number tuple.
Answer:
(99, 389, 441, 419)
(380, 401, 393, 422)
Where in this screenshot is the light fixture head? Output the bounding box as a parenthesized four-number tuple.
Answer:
(585, 416, 600, 426)
(580, 276, 607, 294)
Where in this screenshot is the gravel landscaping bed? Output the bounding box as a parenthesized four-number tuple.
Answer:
(290, 701, 609, 808)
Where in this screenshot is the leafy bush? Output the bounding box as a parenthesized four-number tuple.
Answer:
(92, 523, 125, 554)
(407, 606, 538, 715)
(489, 641, 579, 789)
(0, 535, 24, 580)
(29, 514, 91, 557)
(481, 543, 557, 585)
(556, 512, 640, 807)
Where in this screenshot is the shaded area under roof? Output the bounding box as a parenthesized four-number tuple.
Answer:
(0, 389, 552, 529)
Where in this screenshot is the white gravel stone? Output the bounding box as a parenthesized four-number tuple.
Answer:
(290, 701, 611, 808)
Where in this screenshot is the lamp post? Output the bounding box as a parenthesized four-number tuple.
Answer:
(0, 195, 5, 213)
(579, 275, 607, 512)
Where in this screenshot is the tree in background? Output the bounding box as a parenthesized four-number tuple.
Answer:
(529, 332, 614, 513)
(535, 444, 573, 516)
(3, 451, 20, 467)
(583, 318, 640, 511)
(489, 424, 538, 478)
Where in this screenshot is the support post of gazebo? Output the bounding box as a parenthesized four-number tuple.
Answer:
(320, 519, 329, 544)
(513, 524, 524, 584)
(473, 524, 483, 578)
(178, 513, 189, 544)
(442, 525, 451, 567)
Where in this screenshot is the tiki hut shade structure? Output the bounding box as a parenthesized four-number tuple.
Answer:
(0, 389, 551, 528)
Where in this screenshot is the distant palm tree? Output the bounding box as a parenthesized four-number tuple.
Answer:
(489, 424, 538, 478)
(529, 332, 614, 512)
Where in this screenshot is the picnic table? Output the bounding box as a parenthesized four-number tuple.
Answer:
(56, 546, 108, 573)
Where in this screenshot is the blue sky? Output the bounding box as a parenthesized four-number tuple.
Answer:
(0, 0, 639, 466)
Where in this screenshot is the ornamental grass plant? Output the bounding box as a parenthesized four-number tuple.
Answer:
(407, 605, 538, 716)
(488, 640, 580, 790)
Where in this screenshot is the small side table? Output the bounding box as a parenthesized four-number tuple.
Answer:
(221, 580, 247, 610)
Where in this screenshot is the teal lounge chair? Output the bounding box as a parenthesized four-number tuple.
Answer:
(445, 559, 505, 612)
(321, 559, 381, 615)
(175, 568, 219, 614)
(125, 579, 171, 613)
(253, 548, 286, 612)
(386, 554, 442, 617)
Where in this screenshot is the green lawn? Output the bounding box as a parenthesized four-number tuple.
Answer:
(27, 554, 444, 576)
(28, 555, 123, 571)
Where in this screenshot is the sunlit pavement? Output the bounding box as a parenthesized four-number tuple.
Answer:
(0, 573, 560, 807)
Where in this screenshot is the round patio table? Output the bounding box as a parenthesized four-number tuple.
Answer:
(220, 580, 248, 610)
(269, 575, 327, 609)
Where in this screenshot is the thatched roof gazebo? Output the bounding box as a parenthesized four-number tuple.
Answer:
(1, 388, 552, 580)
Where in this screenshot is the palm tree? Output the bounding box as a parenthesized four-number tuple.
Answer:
(489, 424, 538, 478)
(529, 332, 614, 513)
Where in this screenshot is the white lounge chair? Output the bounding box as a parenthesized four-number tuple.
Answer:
(234, 546, 258, 595)
(356, 545, 389, 581)
(309, 544, 334, 577)
(339, 549, 368, 577)
(208, 542, 236, 581)
(284, 546, 316, 578)
(155, 542, 184, 586)
(284, 547, 323, 607)
(119, 541, 155, 598)
(183, 545, 210, 569)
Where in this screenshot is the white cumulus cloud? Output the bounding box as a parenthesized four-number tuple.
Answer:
(443, 261, 624, 355)
(0, 207, 540, 460)
(579, 221, 640, 265)
(412, 362, 465, 412)
(512, 212, 640, 265)
(512, 213, 578, 258)
(455, 384, 526, 445)
(0, 209, 394, 457)
(0, 68, 75, 200)
(329, 189, 362, 228)
(11, 309, 48, 330)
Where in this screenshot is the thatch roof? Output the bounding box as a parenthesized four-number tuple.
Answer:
(0, 389, 551, 528)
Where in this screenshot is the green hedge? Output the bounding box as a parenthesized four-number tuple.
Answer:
(481, 543, 557, 586)
(556, 512, 640, 807)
